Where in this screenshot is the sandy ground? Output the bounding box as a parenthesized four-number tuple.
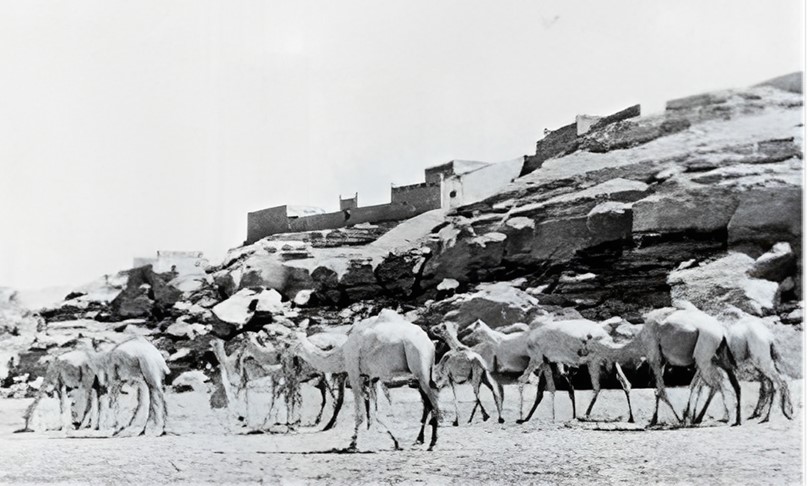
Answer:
(0, 380, 802, 485)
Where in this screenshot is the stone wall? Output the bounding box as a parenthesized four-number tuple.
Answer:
(247, 205, 290, 244)
(288, 211, 347, 233)
(351, 202, 421, 225)
(520, 122, 578, 176)
(521, 104, 641, 177)
(390, 182, 442, 212)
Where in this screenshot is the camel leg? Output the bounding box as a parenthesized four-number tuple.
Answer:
(114, 382, 146, 436)
(749, 373, 769, 419)
(470, 369, 490, 423)
(694, 385, 718, 425)
(22, 386, 50, 432)
(58, 382, 72, 432)
(313, 377, 328, 426)
(516, 363, 548, 424)
(613, 362, 634, 423)
(480, 369, 504, 423)
(544, 364, 557, 422)
(450, 381, 460, 426)
(415, 386, 440, 451)
(649, 362, 681, 426)
(584, 362, 601, 421)
(717, 365, 742, 426)
(683, 370, 705, 425)
(415, 389, 430, 445)
(780, 379, 794, 420)
(145, 384, 167, 437)
(557, 365, 576, 420)
(347, 373, 365, 451)
(322, 375, 345, 432)
(371, 399, 400, 451)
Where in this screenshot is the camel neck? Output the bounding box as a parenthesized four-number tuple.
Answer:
(597, 334, 644, 362)
(480, 328, 504, 345)
(442, 331, 467, 351)
(296, 338, 344, 373)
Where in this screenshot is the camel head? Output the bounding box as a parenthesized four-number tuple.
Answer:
(457, 319, 489, 345)
(430, 321, 459, 342)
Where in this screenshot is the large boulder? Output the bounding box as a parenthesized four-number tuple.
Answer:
(748, 242, 797, 282)
(667, 253, 779, 316)
(211, 288, 284, 335)
(421, 282, 542, 330)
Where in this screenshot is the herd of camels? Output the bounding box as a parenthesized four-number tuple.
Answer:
(20, 300, 794, 451)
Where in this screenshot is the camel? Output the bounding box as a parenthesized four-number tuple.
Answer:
(516, 318, 635, 424)
(210, 336, 286, 428)
(340, 309, 441, 451)
(98, 336, 171, 436)
(587, 302, 741, 427)
(689, 307, 793, 423)
(21, 343, 100, 432)
(577, 302, 742, 427)
(21, 335, 169, 436)
(211, 334, 342, 430)
(284, 330, 396, 432)
(430, 321, 503, 426)
(458, 319, 549, 419)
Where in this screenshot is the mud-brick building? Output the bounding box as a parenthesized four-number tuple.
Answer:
(246, 159, 522, 244)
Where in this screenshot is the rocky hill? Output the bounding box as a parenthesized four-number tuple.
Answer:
(0, 73, 803, 394)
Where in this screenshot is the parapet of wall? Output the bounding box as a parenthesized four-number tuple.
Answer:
(350, 202, 420, 225)
(340, 194, 358, 210)
(391, 182, 442, 213)
(520, 104, 641, 177)
(425, 163, 454, 184)
(247, 205, 291, 244)
(288, 210, 347, 233)
(520, 122, 578, 176)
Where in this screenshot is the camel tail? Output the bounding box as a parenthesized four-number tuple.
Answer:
(770, 343, 786, 375)
(716, 336, 737, 369)
(139, 353, 169, 389)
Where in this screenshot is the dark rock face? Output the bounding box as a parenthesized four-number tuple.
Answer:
(110, 265, 181, 319)
(419, 84, 803, 319)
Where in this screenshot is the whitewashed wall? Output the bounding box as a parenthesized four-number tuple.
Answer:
(441, 157, 523, 209)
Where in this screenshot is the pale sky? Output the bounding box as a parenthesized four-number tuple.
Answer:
(0, 1, 803, 290)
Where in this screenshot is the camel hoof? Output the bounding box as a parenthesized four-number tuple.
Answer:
(482, 415, 490, 422)
(452, 420, 458, 427)
(628, 417, 635, 424)
(515, 419, 526, 425)
(13, 428, 34, 434)
(759, 418, 769, 424)
(498, 418, 505, 424)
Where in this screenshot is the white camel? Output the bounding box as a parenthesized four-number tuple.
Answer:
(340, 309, 441, 451)
(210, 336, 286, 428)
(22, 336, 169, 436)
(689, 307, 793, 423)
(22, 343, 100, 432)
(639, 302, 742, 426)
(211, 334, 342, 430)
(98, 336, 171, 436)
(458, 319, 549, 419)
(430, 321, 503, 426)
(576, 302, 742, 427)
(516, 318, 635, 423)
